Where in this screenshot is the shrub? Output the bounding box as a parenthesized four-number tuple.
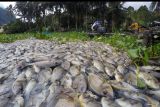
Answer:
(3, 19, 27, 34)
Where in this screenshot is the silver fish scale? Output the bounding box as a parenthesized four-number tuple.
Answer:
(0, 39, 159, 107)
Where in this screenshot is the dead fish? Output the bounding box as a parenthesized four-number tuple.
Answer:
(81, 66, 87, 73)
(147, 57, 160, 66)
(145, 95, 160, 107)
(61, 73, 73, 89)
(148, 90, 160, 97)
(103, 60, 117, 71)
(25, 68, 33, 81)
(138, 72, 160, 89)
(48, 82, 64, 95)
(29, 90, 47, 107)
(88, 73, 103, 95)
(55, 98, 77, 107)
(69, 65, 80, 77)
(146, 90, 160, 100)
(38, 69, 52, 84)
(0, 84, 11, 96)
(79, 94, 102, 107)
(42, 89, 50, 101)
(0, 97, 9, 107)
(16, 72, 26, 82)
(55, 93, 80, 107)
(71, 60, 82, 66)
(0, 73, 9, 82)
(51, 67, 65, 82)
(46, 84, 63, 107)
(30, 60, 61, 69)
(30, 83, 43, 95)
(14, 95, 24, 107)
(15, 60, 28, 71)
(33, 64, 41, 73)
(12, 81, 23, 95)
(61, 61, 70, 70)
(115, 97, 143, 107)
(24, 79, 36, 105)
(12, 72, 26, 95)
(77, 55, 87, 61)
(121, 82, 140, 92)
(141, 66, 160, 71)
(88, 73, 113, 97)
(101, 97, 121, 107)
(109, 80, 139, 92)
(46, 94, 59, 107)
(148, 71, 160, 79)
(86, 66, 99, 74)
(139, 68, 160, 79)
(104, 58, 117, 66)
(95, 72, 110, 80)
(118, 91, 147, 102)
(117, 65, 127, 74)
(93, 60, 105, 72)
(72, 74, 87, 93)
(114, 57, 126, 65)
(115, 72, 124, 82)
(104, 66, 115, 77)
(101, 82, 114, 98)
(64, 54, 77, 62)
(86, 90, 99, 99)
(124, 72, 137, 86)
(118, 91, 160, 107)
(26, 55, 50, 63)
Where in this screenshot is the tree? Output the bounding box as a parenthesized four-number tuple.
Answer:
(135, 6, 151, 26)
(150, 2, 160, 21)
(107, 2, 126, 32)
(124, 6, 134, 29)
(150, 2, 160, 12)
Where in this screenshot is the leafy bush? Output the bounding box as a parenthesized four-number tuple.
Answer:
(3, 19, 28, 34)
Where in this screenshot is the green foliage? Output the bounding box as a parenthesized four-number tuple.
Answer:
(0, 33, 32, 43)
(135, 64, 147, 89)
(128, 49, 139, 58)
(3, 19, 27, 34)
(126, 5, 154, 28)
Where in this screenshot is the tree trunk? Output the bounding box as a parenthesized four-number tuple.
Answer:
(28, 18, 31, 31)
(102, 4, 105, 26)
(58, 11, 61, 31)
(67, 14, 70, 30)
(91, 4, 94, 23)
(23, 17, 26, 30)
(75, 8, 78, 31)
(51, 15, 54, 31)
(43, 10, 46, 28)
(76, 17, 78, 31)
(112, 13, 115, 32)
(85, 9, 88, 32)
(53, 15, 56, 31)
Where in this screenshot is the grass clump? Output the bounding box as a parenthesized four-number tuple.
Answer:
(135, 64, 147, 89)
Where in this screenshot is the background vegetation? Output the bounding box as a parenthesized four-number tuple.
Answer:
(2, 1, 160, 33)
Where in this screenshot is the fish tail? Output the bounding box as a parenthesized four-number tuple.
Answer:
(24, 92, 30, 107)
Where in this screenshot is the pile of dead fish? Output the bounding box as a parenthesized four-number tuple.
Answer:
(0, 38, 160, 107)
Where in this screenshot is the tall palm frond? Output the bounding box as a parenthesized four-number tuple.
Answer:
(150, 2, 160, 12)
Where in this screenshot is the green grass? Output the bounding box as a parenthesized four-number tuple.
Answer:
(0, 31, 159, 66)
(135, 64, 147, 89)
